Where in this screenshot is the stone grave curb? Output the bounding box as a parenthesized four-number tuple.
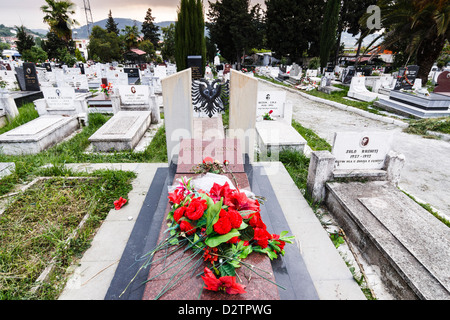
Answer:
(257, 78, 409, 129)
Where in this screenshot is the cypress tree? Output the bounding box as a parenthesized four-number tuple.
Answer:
(105, 10, 119, 35)
(319, 0, 341, 68)
(142, 8, 160, 49)
(174, 0, 206, 74)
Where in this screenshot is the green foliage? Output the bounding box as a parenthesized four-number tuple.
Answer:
(105, 10, 120, 36)
(88, 25, 122, 62)
(175, 0, 206, 73)
(14, 25, 35, 55)
(40, 0, 78, 43)
(121, 25, 140, 51)
(319, 0, 341, 68)
(138, 40, 156, 62)
(265, 0, 325, 62)
(21, 46, 48, 63)
(141, 8, 160, 49)
(161, 23, 176, 62)
(404, 117, 450, 136)
(207, 0, 263, 68)
(41, 31, 75, 60)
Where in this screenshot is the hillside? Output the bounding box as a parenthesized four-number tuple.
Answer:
(71, 18, 174, 39)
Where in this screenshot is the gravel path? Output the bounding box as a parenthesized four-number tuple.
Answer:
(258, 80, 450, 218)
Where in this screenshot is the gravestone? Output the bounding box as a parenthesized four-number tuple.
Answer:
(434, 71, 450, 94)
(342, 67, 355, 84)
(0, 115, 79, 155)
(22, 63, 40, 91)
(124, 67, 140, 84)
(256, 91, 286, 119)
(347, 77, 380, 102)
(187, 55, 203, 80)
(228, 69, 258, 163)
(88, 110, 151, 152)
(162, 68, 194, 163)
(177, 138, 244, 173)
(332, 131, 393, 170)
(394, 65, 420, 90)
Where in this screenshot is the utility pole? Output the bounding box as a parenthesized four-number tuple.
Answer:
(82, 0, 94, 36)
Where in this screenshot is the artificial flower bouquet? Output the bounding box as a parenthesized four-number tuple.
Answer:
(263, 110, 274, 121)
(163, 175, 294, 296)
(100, 82, 113, 96)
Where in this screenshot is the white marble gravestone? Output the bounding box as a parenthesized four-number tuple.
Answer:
(332, 131, 393, 170)
(228, 69, 258, 162)
(162, 68, 194, 163)
(347, 76, 381, 102)
(88, 110, 151, 152)
(0, 115, 79, 155)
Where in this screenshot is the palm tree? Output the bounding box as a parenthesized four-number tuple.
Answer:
(41, 0, 78, 43)
(361, 0, 450, 83)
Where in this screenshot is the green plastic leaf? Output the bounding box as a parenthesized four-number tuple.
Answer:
(239, 225, 254, 241)
(205, 229, 240, 247)
(205, 198, 223, 235)
(219, 263, 236, 277)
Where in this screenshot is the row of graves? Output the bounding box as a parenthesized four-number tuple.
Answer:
(95, 67, 449, 300)
(0, 61, 176, 155)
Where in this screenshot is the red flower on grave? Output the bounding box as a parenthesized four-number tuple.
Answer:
(179, 220, 196, 235)
(227, 208, 243, 229)
(173, 206, 187, 223)
(168, 189, 185, 205)
(225, 191, 260, 213)
(269, 110, 273, 114)
(114, 197, 127, 210)
(271, 234, 286, 253)
(213, 209, 232, 235)
(203, 246, 219, 263)
(253, 227, 272, 249)
(203, 156, 214, 164)
(185, 197, 207, 220)
(209, 182, 234, 203)
(201, 267, 246, 295)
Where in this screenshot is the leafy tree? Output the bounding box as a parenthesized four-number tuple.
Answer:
(207, 0, 263, 69)
(175, 0, 207, 73)
(121, 25, 140, 51)
(40, 0, 78, 43)
(21, 46, 48, 63)
(88, 25, 122, 62)
(319, 0, 341, 68)
(14, 25, 35, 55)
(161, 23, 176, 62)
(138, 40, 156, 61)
(41, 31, 75, 60)
(265, 0, 325, 63)
(361, 0, 450, 83)
(142, 8, 160, 49)
(105, 10, 120, 36)
(90, 26, 122, 62)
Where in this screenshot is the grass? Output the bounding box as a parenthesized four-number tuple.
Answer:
(404, 117, 450, 136)
(0, 109, 167, 196)
(0, 104, 166, 299)
(0, 170, 136, 299)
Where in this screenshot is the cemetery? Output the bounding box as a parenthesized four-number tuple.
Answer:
(0, 0, 449, 306)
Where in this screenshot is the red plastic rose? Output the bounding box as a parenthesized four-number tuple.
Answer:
(185, 197, 207, 220)
(227, 208, 243, 229)
(173, 206, 186, 223)
(213, 209, 232, 235)
(253, 227, 272, 248)
(179, 220, 196, 235)
(201, 268, 246, 295)
(271, 234, 286, 253)
(114, 197, 127, 210)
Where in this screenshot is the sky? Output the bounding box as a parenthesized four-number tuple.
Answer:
(0, 0, 265, 31)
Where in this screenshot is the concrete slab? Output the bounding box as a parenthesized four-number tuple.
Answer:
(88, 111, 151, 152)
(325, 181, 450, 300)
(0, 115, 79, 155)
(256, 120, 307, 160)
